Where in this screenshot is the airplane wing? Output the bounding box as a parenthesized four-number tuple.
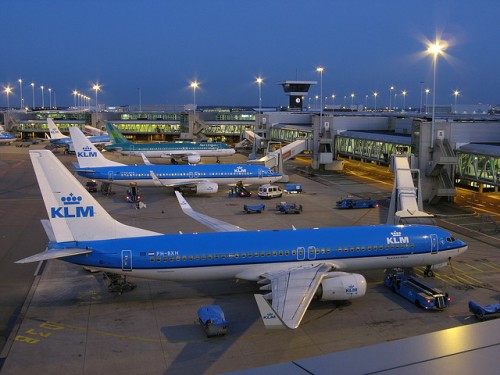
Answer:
(16, 247, 93, 263)
(149, 170, 209, 189)
(174, 191, 245, 232)
(256, 263, 332, 329)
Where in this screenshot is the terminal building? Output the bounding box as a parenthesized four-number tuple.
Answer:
(1, 84, 499, 202)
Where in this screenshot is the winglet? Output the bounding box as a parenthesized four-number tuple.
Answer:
(141, 153, 153, 166)
(150, 170, 167, 187)
(254, 294, 285, 329)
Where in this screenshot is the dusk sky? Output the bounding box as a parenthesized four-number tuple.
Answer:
(1, 0, 499, 109)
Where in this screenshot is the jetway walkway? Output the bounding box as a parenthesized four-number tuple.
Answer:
(247, 139, 310, 182)
(387, 155, 435, 225)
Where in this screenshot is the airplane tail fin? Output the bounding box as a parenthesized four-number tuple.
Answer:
(254, 294, 285, 329)
(69, 127, 124, 168)
(28, 150, 159, 244)
(105, 122, 131, 145)
(47, 118, 68, 140)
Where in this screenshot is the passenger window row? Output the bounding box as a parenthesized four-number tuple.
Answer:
(145, 243, 415, 263)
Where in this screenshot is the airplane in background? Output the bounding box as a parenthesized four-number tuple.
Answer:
(0, 125, 16, 144)
(103, 121, 235, 164)
(46, 118, 110, 151)
(18, 149, 468, 329)
(70, 127, 281, 194)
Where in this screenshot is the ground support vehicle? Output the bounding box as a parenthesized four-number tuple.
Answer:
(197, 305, 228, 337)
(85, 180, 98, 192)
(276, 202, 303, 214)
(469, 301, 500, 321)
(126, 182, 141, 203)
(384, 272, 450, 310)
(336, 198, 378, 209)
(258, 184, 282, 199)
(284, 184, 303, 194)
(243, 204, 265, 213)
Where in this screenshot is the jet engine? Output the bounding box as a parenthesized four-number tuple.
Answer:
(195, 182, 218, 195)
(185, 154, 201, 164)
(315, 272, 367, 301)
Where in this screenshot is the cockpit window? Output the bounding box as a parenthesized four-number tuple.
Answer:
(446, 237, 455, 242)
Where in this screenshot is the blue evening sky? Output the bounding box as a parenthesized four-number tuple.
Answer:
(1, 0, 499, 108)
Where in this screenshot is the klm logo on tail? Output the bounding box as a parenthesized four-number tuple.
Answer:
(77, 145, 97, 158)
(51, 193, 94, 218)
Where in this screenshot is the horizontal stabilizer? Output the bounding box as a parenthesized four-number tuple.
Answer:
(16, 248, 93, 264)
(254, 294, 285, 329)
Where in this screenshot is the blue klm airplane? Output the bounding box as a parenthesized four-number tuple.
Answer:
(17, 149, 468, 329)
(0, 125, 16, 144)
(47, 118, 110, 151)
(104, 121, 235, 164)
(70, 127, 281, 194)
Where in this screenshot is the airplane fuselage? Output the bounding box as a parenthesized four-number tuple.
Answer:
(75, 163, 282, 186)
(53, 225, 467, 281)
(105, 142, 235, 158)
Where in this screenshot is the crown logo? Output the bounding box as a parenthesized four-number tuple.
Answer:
(82, 146, 92, 152)
(61, 193, 82, 205)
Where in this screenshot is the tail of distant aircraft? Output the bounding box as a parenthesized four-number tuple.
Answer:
(70, 127, 125, 168)
(47, 118, 68, 140)
(28, 150, 159, 246)
(105, 122, 131, 145)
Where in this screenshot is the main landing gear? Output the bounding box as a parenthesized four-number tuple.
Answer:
(104, 273, 136, 295)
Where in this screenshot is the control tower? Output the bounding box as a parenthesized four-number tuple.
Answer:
(277, 80, 317, 110)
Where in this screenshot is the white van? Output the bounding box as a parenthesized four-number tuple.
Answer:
(258, 184, 282, 199)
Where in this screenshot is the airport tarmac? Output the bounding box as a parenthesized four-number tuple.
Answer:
(0, 144, 499, 374)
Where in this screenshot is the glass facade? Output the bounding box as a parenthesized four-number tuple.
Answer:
(456, 152, 500, 188)
(336, 135, 411, 164)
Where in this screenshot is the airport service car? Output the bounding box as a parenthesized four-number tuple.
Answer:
(258, 184, 283, 199)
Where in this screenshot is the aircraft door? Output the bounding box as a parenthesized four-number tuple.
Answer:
(108, 171, 114, 181)
(122, 250, 132, 271)
(296, 247, 305, 260)
(307, 246, 317, 260)
(430, 234, 438, 254)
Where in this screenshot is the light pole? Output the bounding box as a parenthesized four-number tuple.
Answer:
(92, 83, 101, 115)
(31, 82, 35, 109)
(331, 94, 335, 113)
(18, 79, 23, 109)
(350, 93, 355, 108)
(73, 90, 78, 108)
(316, 67, 324, 132)
(254, 77, 263, 157)
(453, 90, 460, 114)
(425, 89, 430, 113)
(48, 88, 52, 109)
(427, 39, 446, 148)
(40, 85, 44, 108)
(365, 95, 368, 110)
(3, 85, 13, 111)
(389, 86, 394, 110)
(373, 92, 378, 111)
(138, 88, 142, 112)
(190, 80, 199, 109)
(402, 90, 407, 112)
(419, 81, 424, 113)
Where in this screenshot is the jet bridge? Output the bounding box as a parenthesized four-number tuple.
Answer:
(247, 139, 310, 182)
(387, 155, 436, 225)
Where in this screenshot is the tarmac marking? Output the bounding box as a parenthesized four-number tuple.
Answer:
(21, 318, 278, 345)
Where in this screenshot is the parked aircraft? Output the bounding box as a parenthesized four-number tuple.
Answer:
(0, 126, 16, 144)
(18, 149, 468, 329)
(103, 121, 235, 164)
(46, 118, 110, 150)
(70, 127, 281, 194)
